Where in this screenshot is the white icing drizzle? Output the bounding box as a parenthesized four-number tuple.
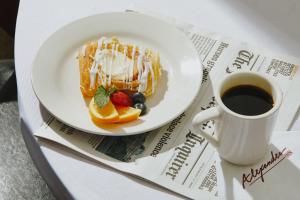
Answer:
(87, 37, 156, 95)
(103, 41, 108, 87)
(138, 61, 149, 93)
(97, 38, 103, 49)
(122, 46, 128, 85)
(81, 45, 87, 57)
(137, 47, 144, 83)
(148, 60, 155, 94)
(129, 46, 136, 89)
(107, 44, 117, 87)
(89, 37, 106, 89)
(89, 61, 97, 89)
(98, 37, 106, 86)
(138, 50, 155, 94)
(125, 49, 129, 89)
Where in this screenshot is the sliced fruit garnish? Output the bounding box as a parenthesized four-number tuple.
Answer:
(115, 106, 141, 123)
(89, 98, 119, 124)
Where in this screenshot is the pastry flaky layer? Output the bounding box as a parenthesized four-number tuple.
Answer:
(78, 37, 161, 98)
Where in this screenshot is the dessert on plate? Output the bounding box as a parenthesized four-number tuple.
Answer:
(78, 37, 161, 124)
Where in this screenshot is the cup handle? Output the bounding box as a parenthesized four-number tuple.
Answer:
(192, 106, 221, 147)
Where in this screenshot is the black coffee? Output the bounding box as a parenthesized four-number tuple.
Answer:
(221, 85, 273, 116)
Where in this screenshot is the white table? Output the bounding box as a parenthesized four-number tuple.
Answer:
(15, 0, 300, 199)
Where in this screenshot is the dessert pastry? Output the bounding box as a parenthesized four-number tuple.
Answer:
(77, 37, 161, 124)
(78, 37, 161, 98)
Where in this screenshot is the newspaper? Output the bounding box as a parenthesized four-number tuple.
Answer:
(34, 11, 300, 200)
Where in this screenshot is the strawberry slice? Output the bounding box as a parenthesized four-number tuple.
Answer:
(110, 91, 133, 107)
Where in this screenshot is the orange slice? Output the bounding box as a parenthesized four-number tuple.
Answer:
(89, 98, 119, 124)
(116, 106, 141, 123)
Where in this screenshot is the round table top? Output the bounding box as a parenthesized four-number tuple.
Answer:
(15, 0, 300, 199)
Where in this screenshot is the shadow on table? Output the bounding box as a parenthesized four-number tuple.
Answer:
(218, 144, 300, 200)
(225, 0, 300, 57)
(0, 59, 17, 102)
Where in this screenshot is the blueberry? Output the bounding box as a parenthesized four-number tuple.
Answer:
(134, 103, 147, 116)
(132, 92, 146, 104)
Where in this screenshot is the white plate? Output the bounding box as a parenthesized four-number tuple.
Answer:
(32, 12, 202, 136)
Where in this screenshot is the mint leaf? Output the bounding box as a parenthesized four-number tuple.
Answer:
(108, 87, 117, 95)
(94, 86, 110, 108)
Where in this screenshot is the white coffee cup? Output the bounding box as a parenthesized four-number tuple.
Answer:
(192, 71, 282, 165)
